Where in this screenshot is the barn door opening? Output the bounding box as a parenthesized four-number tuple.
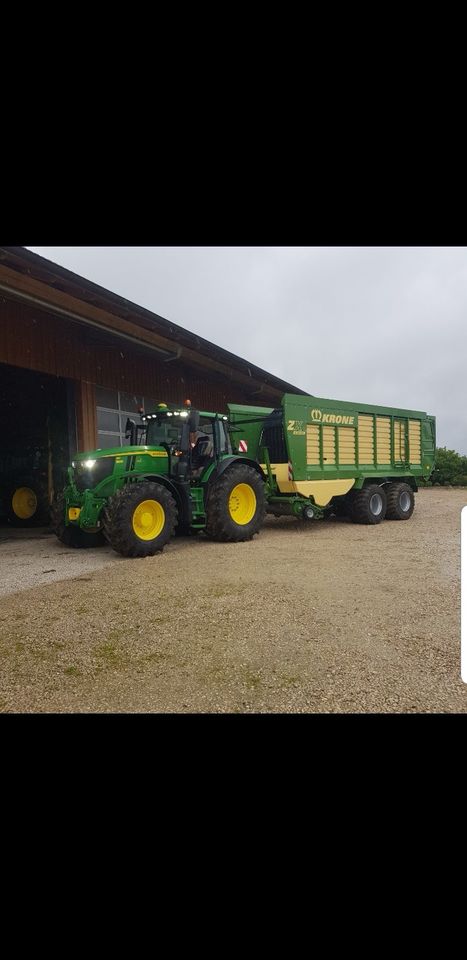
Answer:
(0, 363, 70, 526)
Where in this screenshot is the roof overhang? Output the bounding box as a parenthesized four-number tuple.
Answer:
(0, 246, 308, 402)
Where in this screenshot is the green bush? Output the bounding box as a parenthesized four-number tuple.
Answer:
(431, 448, 467, 486)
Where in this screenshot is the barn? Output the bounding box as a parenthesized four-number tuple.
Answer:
(0, 246, 304, 525)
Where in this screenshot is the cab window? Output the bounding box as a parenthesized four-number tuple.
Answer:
(216, 419, 231, 454)
(146, 418, 181, 446)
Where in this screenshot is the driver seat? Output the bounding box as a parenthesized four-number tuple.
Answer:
(191, 434, 214, 475)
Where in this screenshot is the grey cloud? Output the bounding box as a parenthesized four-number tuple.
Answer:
(29, 246, 467, 454)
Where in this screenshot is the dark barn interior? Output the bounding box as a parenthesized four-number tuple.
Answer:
(0, 363, 70, 523)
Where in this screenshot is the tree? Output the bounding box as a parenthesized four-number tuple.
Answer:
(431, 447, 467, 485)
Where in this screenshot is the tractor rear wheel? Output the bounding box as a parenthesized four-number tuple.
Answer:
(174, 518, 194, 536)
(103, 481, 177, 557)
(349, 484, 387, 525)
(205, 465, 266, 542)
(51, 495, 105, 548)
(174, 521, 201, 537)
(385, 482, 415, 520)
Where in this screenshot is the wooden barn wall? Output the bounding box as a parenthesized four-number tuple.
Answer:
(0, 297, 272, 419)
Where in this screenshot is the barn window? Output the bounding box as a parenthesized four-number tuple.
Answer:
(96, 387, 144, 448)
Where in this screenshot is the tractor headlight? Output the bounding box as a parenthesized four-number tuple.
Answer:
(83, 459, 96, 469)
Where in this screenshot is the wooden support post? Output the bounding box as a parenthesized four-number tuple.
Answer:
(75, 380, 97, 452)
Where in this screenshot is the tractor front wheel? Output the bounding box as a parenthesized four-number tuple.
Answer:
(103, 482, 177, 557)
(51, 495, 105, 548)
(205, 465, 266, 542)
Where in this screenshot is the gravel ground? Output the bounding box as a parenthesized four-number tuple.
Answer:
(0, 488, 466, 713)
(0, 527, 121, 597)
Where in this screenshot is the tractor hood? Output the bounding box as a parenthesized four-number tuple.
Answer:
(70, 445, 170, 494)
(73, 445, 164, 463)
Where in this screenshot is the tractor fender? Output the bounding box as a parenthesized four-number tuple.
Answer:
(143, 474, 191, 524)
(203, 457, 266, 491)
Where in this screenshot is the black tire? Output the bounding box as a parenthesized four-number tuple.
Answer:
(385, 482, 415, 520)
(103, 481, 177, 557)
(205, 465, 266, 542)
(174, 520, 192, 537)
(327, 497, 349, 519)
(51, 494, 105, 548)
(174, 521, 201, 537)
(349, 484, 387, 525)
(6, 479, 49, 527)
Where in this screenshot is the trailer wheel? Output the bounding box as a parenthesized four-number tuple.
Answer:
(327, 497, 349, 519)
(385, 482, 415, 520)
(103, 481, 177, 557)
(51, 495, 105, 548)
(350, 484, 387, 525)
(205, 464, 266, 542)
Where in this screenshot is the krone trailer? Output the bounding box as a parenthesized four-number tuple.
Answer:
(228, 394, 436, 524)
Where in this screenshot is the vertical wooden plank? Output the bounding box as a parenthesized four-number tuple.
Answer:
(75, 380, 97, 451)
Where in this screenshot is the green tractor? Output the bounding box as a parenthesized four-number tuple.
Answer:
(51, 401, 266, 556)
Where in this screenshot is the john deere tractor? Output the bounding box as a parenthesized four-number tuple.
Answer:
(52, 402, 266, 556)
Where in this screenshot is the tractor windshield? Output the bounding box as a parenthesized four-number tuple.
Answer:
(145, 410, 232, 457)
(146, 414, 182, 447)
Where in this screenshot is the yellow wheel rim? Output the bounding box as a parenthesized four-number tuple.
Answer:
(228, 483, 257, 525)
(12, 486, 38, 520)
(132, 499, 165, 541)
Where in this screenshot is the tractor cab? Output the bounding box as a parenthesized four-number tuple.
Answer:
(140, 401, 231, 481)
(188, 414, 232, 476)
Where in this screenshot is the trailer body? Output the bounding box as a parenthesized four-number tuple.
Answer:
(228, 394, 435, 513)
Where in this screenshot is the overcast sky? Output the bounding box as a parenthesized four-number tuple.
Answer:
(29, 247, 467, 454)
